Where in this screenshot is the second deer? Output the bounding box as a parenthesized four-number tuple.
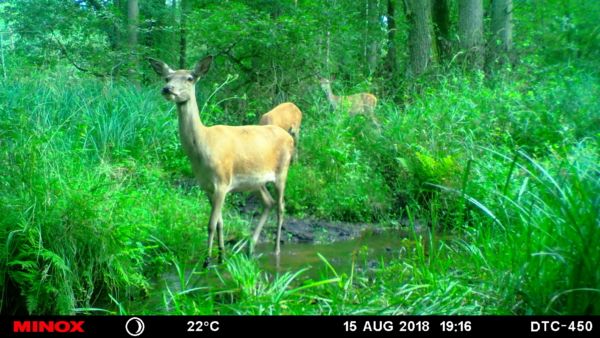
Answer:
(259, 102, 303, 160)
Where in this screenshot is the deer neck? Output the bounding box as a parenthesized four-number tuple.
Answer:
(175, 92, 208, 160)
(323, 84, 339, 109)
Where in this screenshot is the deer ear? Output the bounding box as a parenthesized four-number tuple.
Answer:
(192, 56, 213, 79)
(148, 58, 174, 77)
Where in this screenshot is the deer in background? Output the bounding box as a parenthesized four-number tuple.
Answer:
(259, 102, 303, 161)
(319, 78, 379, 127)
(148, 56, 294, 267)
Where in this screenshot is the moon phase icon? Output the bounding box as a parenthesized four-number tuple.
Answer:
(125, 317, 145, 336)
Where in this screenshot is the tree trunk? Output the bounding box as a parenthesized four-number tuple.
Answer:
(127, 0, 138, 80)
(432, 0, 450, 63)
(383, 0, 397, 77)
(458, 0, 484, 70)
(179, 0, 189, 69)
(109, 0, 122, 51)
(490, 0, 513, 65)
(406, 0, 432, 77)
(325, 30, 331, 73)
(366, 0, 379, 75)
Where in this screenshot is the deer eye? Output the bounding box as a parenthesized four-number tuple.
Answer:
(187, 76, 194, 82)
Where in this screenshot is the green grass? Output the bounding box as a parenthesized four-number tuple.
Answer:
(1, 61, 599, 315)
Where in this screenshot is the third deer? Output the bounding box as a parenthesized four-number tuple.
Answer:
(319, 78, 379, 127)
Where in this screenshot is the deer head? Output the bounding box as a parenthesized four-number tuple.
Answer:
(148, 56, 213, 104)
(318, 77, 332, 90)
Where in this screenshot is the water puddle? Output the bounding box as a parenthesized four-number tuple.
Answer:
(254, 227, 423, 278)
(128, 225, 431, 312)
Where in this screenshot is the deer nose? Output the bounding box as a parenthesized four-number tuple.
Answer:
(162, 86, 173, 95)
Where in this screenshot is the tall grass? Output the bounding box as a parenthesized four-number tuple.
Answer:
(0, 74, 208, 314)
(481, 144, 600, 314)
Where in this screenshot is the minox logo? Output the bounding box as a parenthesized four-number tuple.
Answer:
(13, 320, 85, 333)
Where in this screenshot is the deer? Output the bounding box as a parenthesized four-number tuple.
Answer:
(148, 56, 295, 267)
(319, 78, 379, 127)
(258, 102, 303, 160)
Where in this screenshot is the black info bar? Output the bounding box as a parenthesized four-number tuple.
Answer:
(1, 316, 598, 337)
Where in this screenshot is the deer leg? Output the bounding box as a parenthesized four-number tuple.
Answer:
(292, 128, 300, 162)
(274, 178, 287, 256)
(369, 111, 381, 130)
(250, 186, 274, 253)
(217, 214, 225, 263)
(205, 189, 226, 268)
(372, 116, 381, 130)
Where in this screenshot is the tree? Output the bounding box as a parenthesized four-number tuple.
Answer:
(366, 0, 380, 75)
(127, 0, 139, 80)
(432, 0, 450, 63)
(458, 0, 484, 69)
(490, 0, 513, 65)
(383, 0, 397, 79)
(405, 0, 433, 77)
(179, 0, 189, 69)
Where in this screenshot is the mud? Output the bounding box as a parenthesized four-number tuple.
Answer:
(238, 193, 429, 244)
(173, 179, 428, 244)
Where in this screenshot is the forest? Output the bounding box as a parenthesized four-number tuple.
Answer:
(0, 0, 598, 315)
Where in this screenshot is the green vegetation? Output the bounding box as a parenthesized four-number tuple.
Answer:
(1, 0, 599, 315)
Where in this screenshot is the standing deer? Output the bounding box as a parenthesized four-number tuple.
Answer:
(259, 102, 303, 160)
(148, 56, 294, 266)
(319, 78, 379, 127)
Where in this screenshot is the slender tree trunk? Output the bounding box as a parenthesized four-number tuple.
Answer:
(364, 0, 369, 73)
(179, 0, 188, 69)
(366, 0, 379, 75)
(127, 0, 138, 52)
(171, 0, 178, 61)
(127, 0, 138, 80)
(109, 9, 120, 52)
(490, 0, 513, 65)
(0, 32, 6, 80)
(458, 0, 484, 70)
(325, 30, 331, 73)
(383, 0, 397, 77)
(406, 0, 432, 77)
(432, 0, 450, 63)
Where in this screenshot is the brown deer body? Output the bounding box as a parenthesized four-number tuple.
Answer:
(259, 102, 303, 160)
(149, 56, 294, 266)
(319, 78, 379, 126)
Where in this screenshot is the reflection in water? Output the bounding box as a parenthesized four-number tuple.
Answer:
(254, 228, 426, 279)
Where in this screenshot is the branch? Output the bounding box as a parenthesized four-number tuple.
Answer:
(212, 41, 261, 75)
(222, 51, 254, 74)
(214, 42, 239, 58)
(51, 33, 108, 78)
